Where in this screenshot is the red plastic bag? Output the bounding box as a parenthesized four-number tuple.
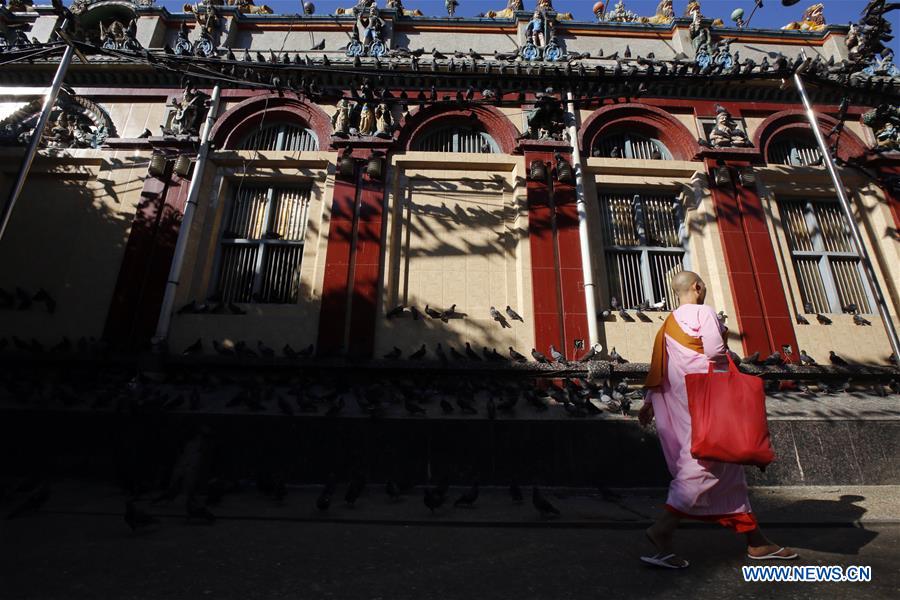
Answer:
(685, 354, 775, 468)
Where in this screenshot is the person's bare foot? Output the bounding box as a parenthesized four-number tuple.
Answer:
(747, 545, 798, 559)
(646, 526, 689, 567)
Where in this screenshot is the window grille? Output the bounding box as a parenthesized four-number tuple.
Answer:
(593, 133, 672, 160)
(779, 199, 871, 314)
(411, 125, 499, 153)
(238, 122, 319, 152)
(599, 193, 685, 310)
(768, 136, 822, 166)
(216, 185, 311, 304)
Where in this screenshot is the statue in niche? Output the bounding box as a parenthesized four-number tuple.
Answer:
(782, 3, 826, 32)
(100, 20, 142, 52)
(521, 8, 562, 61)
(0, 93, 113, 149)
(863, 104, 900, 152)
(357, 103, 376, 136)
(520, 89, 566, 141)
(162, 84, 208, 137)
(374, 102, 393, 137)
(707, 105, 751, 148)
(332, 98, 352, 137)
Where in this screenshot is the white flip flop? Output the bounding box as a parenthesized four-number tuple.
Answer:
(640, 553, 690, 569)
(747, 547, 799, 560)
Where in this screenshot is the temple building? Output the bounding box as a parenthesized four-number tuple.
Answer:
(0, 0, 897, 486)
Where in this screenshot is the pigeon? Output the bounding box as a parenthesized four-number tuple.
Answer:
(424, 485, 447, 513)
(744, 351, 761, 365)
(853, 314, 871, 326)
(505, 306, 524, 322)
(409, 344, 427, 360)
(816, 313, 833, 325)
(435, 343, 448, 364)
(212, 340, 235, 356)
(386, 304, 406, 319)
(404, 398, 426, 415)
(138, 128, 153, 138)
(799, 350, 817, 366)
(454, 482, 479, 507)
(257, 341, 275, 358)
(796, 313, 810, 325)
(424, 305, 443, 319)
(316, 474, 336, 511)
(577, 344, 601, 363)
(449, 346, 465, 361)
(384, 346, 402, 359)
(385, 480, 402, 501)
(609, 347, 627, 364)
(490, 306, 511, 328)
(549, 344, 565, 363)
(439, 304, 458, 322)
(531, 348, 550, 363)
(509, 482, 524, 503)
(465, 342, 481, 361)
(296, 344, 315, 358)
(532, 486, 560, 517)
(829, 351, 848, 366)
(509, 346, 528, 362)
(843, 303, 859, 314)
(277, 396, 294, 416)
(124, 500, 159, 532)
(310, 39, 325, 51)
(282, 344, 301, 359)
(344, 473, 366, 506)
(763, 351, 784, 366)
(182, 338, 203, 356)
(440, 398, 454, 414)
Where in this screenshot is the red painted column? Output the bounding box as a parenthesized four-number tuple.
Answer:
(346, 160, 385, 358)
(103, 162, 195, 350)
(525, 151, 563, 356)
(316, 165, 357, 357)
(707, 160, 799, 359)
(552, 165, 589, 360)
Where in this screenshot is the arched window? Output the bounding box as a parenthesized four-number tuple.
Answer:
(238, 122, 319, 152)
(592, 132, 672, 160)
(411, 124, 499, 153)
(767, 134, 823, 166)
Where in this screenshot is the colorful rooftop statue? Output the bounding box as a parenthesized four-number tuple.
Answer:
(647, 0, 675, 25)
(183, 1, 272, 15)
(782, 3, 826, 32)
(601, 0, 641, 23)
(485, 0, 522, 19)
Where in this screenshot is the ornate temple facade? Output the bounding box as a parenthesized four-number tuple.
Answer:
(0, 0, 898, 371)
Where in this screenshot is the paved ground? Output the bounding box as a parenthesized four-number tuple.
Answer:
(1, 482, 898, 599)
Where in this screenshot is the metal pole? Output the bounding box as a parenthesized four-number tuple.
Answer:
(152, 84, 222, 347)
(0, 20, 74, 243)
(566, 91, 600, 347)
(793, 73, 900, 361)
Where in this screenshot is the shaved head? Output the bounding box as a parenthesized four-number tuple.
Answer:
(672, 270, 702, 294)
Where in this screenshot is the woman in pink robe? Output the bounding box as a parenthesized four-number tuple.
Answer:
(638, 271, 796, 568)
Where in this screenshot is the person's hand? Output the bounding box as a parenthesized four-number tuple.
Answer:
(638, 402, 654, 427)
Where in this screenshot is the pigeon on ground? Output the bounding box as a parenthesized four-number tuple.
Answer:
(509, 346, 528, 362)
(531, 348, 550, 363)
(799, 350, 817, 366)
(549, 345, 565, 363)
(454, 482, 479, 507)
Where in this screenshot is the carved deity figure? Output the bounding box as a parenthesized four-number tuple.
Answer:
(332, 98, 352, 136)
(374, 103, 393, 137)
(647, 0, 674, 25)
(782, 3, 826, 32)
(863, 104, 900, 152)
(708, 106, 751, 148)
(358, 103, 375, 136)
(485, 0, 522, 19)
(603, 0, 640, 23)
(360, 6, 385, 48)
(526, 10, 545, 47)
(445, 0, 458, 17)
(165, 84, 206, 136)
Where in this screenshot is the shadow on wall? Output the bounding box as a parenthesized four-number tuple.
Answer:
(0, 154, 152, 352)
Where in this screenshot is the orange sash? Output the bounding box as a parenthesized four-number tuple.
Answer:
(643, 314, 705, 390)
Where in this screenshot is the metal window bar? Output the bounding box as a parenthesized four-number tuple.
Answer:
(238, 123, 319, 152)
(779, 199, 874, 314)
(413, 126, 498, 153)
(768, 138, 823, 166)
(600, 193, 684, 307)
(594, 133, 672, 160)
(218, 186, 310, 304)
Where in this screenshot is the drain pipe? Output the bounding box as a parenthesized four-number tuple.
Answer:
(152, 85, 222, 348)
(566, 91, 599, 347)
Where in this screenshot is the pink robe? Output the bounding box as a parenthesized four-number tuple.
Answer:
(645, 303, 752, 517)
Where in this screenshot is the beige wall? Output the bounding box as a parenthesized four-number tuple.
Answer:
(758, 166, 899, 364)
(375, 153, 535, 358)
(0, 149, 147, 344)
(166, 150, 335, 355)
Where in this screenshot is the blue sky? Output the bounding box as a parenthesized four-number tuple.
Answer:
(76, 1, 898, 53)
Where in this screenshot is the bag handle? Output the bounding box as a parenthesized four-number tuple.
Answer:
(707, 352, 740, 374)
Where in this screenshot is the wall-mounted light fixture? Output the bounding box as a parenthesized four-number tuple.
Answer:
(528, 159, 547, 181)
(173, 154, 193, 178)
(555, 153, 574, 183)
(738, 167, 756, 187)
(338, 151, 355, 179)
(148, 152, 168, 178)
(366, 152, 384, 180)
(713, 164, 732, 187)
